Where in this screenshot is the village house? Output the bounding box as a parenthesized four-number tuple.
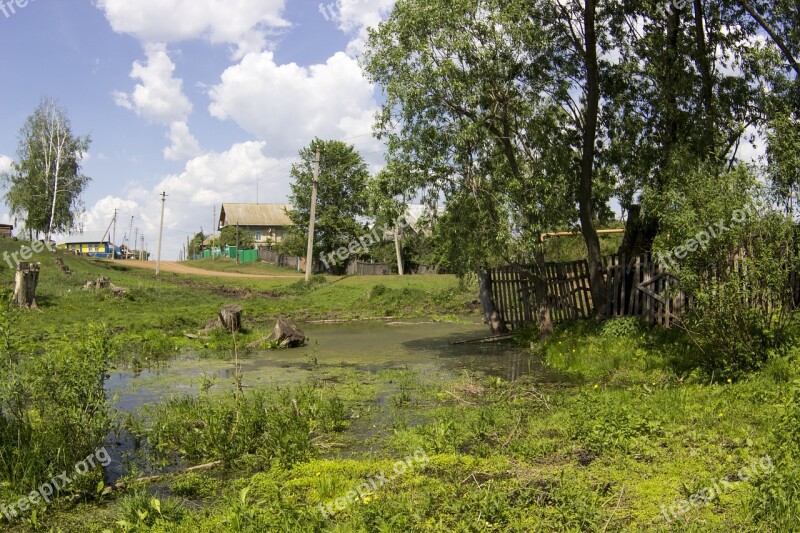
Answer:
(58, 231, 118, 258)
(218, 203, 293, 245)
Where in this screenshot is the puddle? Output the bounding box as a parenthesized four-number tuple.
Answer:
(102, 318, 556, 482)
(106, 318, 553, 412)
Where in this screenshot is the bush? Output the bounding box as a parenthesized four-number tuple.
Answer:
(650, 167, 800, 381)
(0, 320, 111, 497)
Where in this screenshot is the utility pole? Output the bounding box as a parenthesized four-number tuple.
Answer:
(305, 147, 320, 282)
(140, 235, 144, 261)
(394, 224, 404, 276)
(187, 236, 191, 261)
(156, 192, 167, 275)
(127, 216, 134, 248)
(212, 206, 216, 243)
(236, 223, 239, 264)
(133, 227, 139, 259)
(112, 209, 117, 260)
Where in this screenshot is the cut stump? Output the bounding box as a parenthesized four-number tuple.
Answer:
(267, 317, 306, 348)
(219, 305, 243, 333)
(13, 262, 40, 309)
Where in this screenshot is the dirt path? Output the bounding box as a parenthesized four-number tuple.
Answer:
(112, 260, 303, 279)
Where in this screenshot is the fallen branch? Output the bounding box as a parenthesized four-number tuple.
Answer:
(112, 460, 223, 489)
(450, 334, 515, 345)
(444, 389, 476, 406)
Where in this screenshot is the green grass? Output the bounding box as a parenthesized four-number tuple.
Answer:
(0, 238, 478, 362)
(186, 256, 302, 276)
(2, 238, 799, 531)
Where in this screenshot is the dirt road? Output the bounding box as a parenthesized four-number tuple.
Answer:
(112, 260, 303, 279)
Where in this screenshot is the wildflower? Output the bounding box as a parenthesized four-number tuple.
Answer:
(718, 412, 724, 417)
(593, 384, 599, 389)
(727, 379, 732, 384)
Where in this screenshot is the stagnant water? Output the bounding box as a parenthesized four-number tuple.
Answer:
(103, 318, 552, 481)
(106, 318, 553, 412)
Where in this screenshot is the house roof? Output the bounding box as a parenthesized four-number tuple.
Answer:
(220, 203, 293, 228)
(0, 224, 12, 229)
(58, 231, 114, 245)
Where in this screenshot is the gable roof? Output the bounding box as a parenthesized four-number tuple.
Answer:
(59, 231, 113, 245)
(220, 203, 293, 228)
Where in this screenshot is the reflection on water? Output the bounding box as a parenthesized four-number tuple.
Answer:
(106, 318, 552, 413)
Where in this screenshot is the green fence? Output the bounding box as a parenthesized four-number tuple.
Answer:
(238, 249, 258, 263)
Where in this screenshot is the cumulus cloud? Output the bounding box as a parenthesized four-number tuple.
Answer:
(0, 155, 13, 175)
(80, 142, 294, 257)
(208, 51, 378, 157)
(97, 0, 288, 59)
(116, 43, 193, 124)
(164, 121, 202, 161)
(335, 0, 396, 56)
(114, 43, 201, 161)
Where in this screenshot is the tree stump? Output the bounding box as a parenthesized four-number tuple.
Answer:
(218, 305, 243, 333)
(267, 317, 307, 348)
(13, 262, 40, 309)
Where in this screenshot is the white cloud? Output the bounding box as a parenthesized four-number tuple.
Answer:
(208, 51, 378, 157)
(336, 0, 396, 56)
(97, 0, 288, 59)
(164, 121, 202, 161)
(117, 43, 193, 124)
(0, 155, 13, 175)
(80, 142, 294, 258)
(114, 44, 201, 161)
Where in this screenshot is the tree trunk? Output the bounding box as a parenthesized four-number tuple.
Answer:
(618, 205, 659, 257)
(218, 305, 242, 333)
(477, 269, 509, 335)
(532, 248, 554, 337)
(579, 0, 608, 319)
(13, 262, 40, 309)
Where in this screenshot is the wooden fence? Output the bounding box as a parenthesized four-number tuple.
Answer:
(346, 261, 391, 276)
(488, 253, 683, 330)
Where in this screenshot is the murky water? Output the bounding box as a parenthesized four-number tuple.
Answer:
(103, 318, 552, 482)
(106, 318, 550, 413)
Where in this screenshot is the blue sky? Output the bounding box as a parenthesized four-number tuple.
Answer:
(0, 0, 393, 258)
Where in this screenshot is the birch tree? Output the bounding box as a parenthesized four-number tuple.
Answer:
(1, 98, 91, 240)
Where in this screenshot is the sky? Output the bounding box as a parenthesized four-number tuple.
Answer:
(0, 0, 395, 259)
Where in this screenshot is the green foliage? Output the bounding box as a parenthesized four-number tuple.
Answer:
(215, 225, 255, 250)
(364, 0, 580, 274)
(369, 283, 387, 299)
(284, 139, 370, 266)
(188, 231, 205, 257)
(599, 317, 647, 339)
(570, 390, 665, 455)
(652, 167, 800, 380)
(132, 385, 349, 467)
(752, 380, 800, 527)
(0, 325, 111, 497)
(115, 491, 186, 530)
(279, 274, 328, 296)
(1, 97, 91, 238)
(169, 472, 221, 499)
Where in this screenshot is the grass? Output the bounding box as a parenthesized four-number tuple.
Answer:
(1, 237, 798, 531)
(0, 238, 478, 363)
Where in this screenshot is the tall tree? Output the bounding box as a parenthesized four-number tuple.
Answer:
(365, 0, 615, 330)
(285, 139, 370, 272)
(1, 98, 91, 240)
